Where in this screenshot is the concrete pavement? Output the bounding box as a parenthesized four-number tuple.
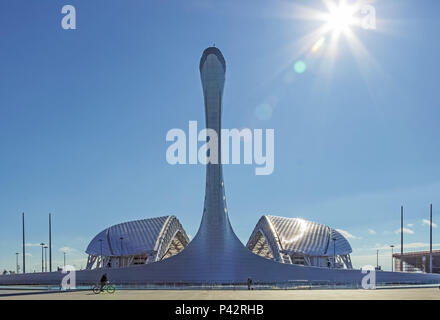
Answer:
(0, 287, 439, 300)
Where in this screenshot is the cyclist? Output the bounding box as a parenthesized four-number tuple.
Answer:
(99, 273, 108, 292)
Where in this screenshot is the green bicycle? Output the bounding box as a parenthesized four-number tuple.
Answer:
(92, 283, 116, 294)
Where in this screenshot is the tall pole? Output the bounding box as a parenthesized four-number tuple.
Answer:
(22, 212, 26, 274)
(430, 204, 433, 273)
(390, 245, 394, 272)
(376, 250, 379, 269)
(49, 213, 52, 272)
(63, 251, 66, 268)
(400, 205, 403, 272)
(40, 243, 44, 272)
(44, 246, 48, 272)
(99, 239, 103, 268)
(332, 237, 336, 268)
(15, 253, 19, 274)
(120, 237, 124, 268)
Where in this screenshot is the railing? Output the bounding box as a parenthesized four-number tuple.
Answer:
(1, 280, 439, 291)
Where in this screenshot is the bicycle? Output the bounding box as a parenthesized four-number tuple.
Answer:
(92, 282, 116, 294)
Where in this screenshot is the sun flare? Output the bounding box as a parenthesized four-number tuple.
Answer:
(265, 0, 379, 84)
(324, 1, 357, 34)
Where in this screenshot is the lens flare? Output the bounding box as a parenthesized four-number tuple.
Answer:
(311, 37, 326, 53)
(255, 103, 273, 120)
(294, 60, 307, 73)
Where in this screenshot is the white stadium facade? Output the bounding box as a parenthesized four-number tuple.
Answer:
(84, 214, 352, 271)
(85, 216, 189, 269)
(247, 216, 353, 269)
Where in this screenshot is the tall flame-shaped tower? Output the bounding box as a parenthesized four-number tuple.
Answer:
(162, 47, 264, 280)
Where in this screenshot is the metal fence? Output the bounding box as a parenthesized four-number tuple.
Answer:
(1, 280, 439, 292)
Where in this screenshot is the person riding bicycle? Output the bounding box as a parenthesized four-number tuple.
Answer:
(99, 273, 108, 292)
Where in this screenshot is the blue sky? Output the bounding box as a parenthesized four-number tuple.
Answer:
(0, 0, 439, 272)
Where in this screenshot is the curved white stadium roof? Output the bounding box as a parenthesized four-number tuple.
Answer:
(246, 215, 352, 259)
(86, 216, 189, 258)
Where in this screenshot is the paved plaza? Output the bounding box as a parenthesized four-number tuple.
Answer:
(0, 287, 439, 300)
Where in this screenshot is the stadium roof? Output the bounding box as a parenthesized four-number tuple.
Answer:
(247, 215, 352, 260)
(86, 216, 189, 258)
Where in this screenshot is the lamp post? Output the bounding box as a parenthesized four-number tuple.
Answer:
(400, 206, 404, 272)
(390, 245, 395, 272)
(430, 204, 433, 273)
(15, 253, 20, 274)
(40, 243, 45, 272)
(332, 237, 336, 268)
(63, 251, 66, 268)
(120, 237, 124, 268)
(44, 245, 48, 272)
(99, 239, 103, 268)
(49, 213, 52, 273)
(22, 212, 26, 274)
(376, 249, 379, 269)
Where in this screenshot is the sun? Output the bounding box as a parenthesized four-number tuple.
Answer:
(265, 0, 379, 82)
(323, 1, 358, 35)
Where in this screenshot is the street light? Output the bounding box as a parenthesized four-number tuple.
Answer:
(376, 249, 379, 269)
(44, 245, 48, 272)
(15, 253, 20, 274)
(332, 237, 336, 269)
(98, 239, 103, 268)
(390, 245, 395, 272)
(40, 243, 45, 272)
(63, 251, 66, 268)
(120, 237, 124, 268)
